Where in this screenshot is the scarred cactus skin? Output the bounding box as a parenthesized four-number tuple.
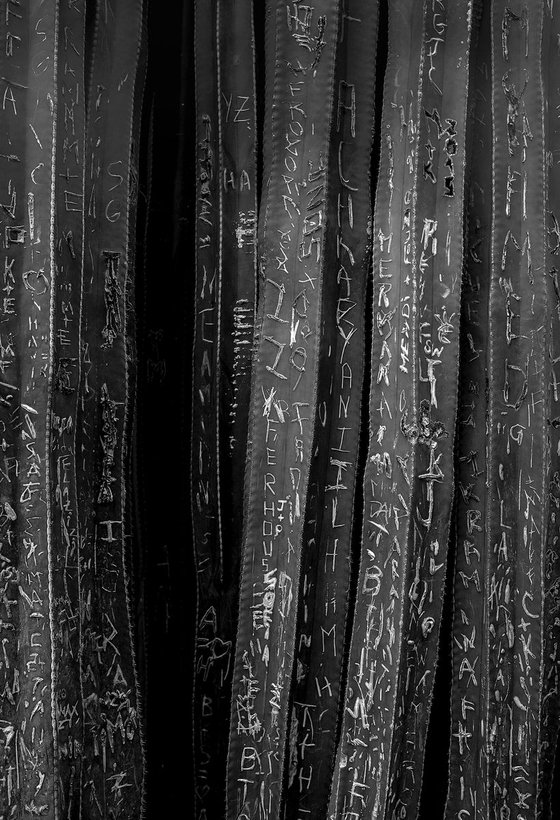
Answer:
(77, 2, 146, 816)
(0, 3, 59, 814)
(446, 2, 491, 817)
(0, 1, 146, 817)
(539, 3, 560, 814)
(284, 3, 379, 818)
(192, 0, 258, 817)
(383, 5, 474, 816)
(225, 2, 342, 818)
(329, 3, 474, 818)
(484, 5, 548, 814)
(194, 0, 560, 816)
(5, 2, 560, 819)
(447, 3, 560, 819)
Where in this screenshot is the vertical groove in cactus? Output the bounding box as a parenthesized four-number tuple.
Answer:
(482, 3, 548, 815)
(6, 1, 560, 818)
(386, 2, 474, 815)
(329, 2, 428, 814)
(217, 0, 258, 584)
(77, 0, 146, 815)
(133, 1, 193, 810)
(0, 2, 59, 814)
(285, 3, 379, 817)
(51, 0, 87, 813)
(192, 1, 222, 814)
(0, 1, 146, 816)
(446, 2, 491, 817)
(192, 0, 257, 816)
(226, 2, 341, 817)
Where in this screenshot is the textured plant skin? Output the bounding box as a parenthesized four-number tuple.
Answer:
(329, 2, 473, 818)
(384, 3, 475, 817)
(192, 0, 221, 641)
(285, 3, 379, 818)
(218, 0, 258, 570)
(226, 2, 341, 818)
(539, 3, 560, 813)
(328, 4, 426, 813)
(0, 3, 59, 815)
(6, 1, 558, 816)
(0, 1, 146, 818)
(76, 1, 146, 816)
(192, 2, 222, 814)
(479, 3, 548, 816)
(446, 2, 491, 817)
(51, 1, 88, 813)
(191, 1, 258, 818)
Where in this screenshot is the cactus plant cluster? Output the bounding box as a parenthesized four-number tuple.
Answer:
(3, 1, 560, 819)
(192, 1, 560, 819)
(0, 1, 146, 817)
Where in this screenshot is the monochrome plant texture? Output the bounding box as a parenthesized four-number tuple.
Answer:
(192, 1, 560, 819)
(2, 1, 560, 819)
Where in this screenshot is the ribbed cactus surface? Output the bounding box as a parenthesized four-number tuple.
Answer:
(0, 1, 145, 817)
(4, 1, 560, 819)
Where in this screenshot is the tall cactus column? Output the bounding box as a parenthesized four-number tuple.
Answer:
(446, 1, 492, 816)
(51, 0, 87, 813)
(449, 1, 553, 816)
(485, 3, 547, 816)
(192, 0, 258, 817)
(0, 2, 59, 815)
(329, 2, 474, 818)
(185, 1, 560, 818)
(329, 2, 427, 813)
(0, 2, 146, 817)
(286, 2, 379, 818)
(385, 3, 475, 816)
(539, 0, 560, 813)
(77, 0, 146, 816)
(226, 2, 341, 818)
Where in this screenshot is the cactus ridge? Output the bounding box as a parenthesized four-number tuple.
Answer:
(285, 3, 380, 818)
(192, 1, 258, 817)
(483, 3, 548, 816)
(0, 1, 146, 816)
(5, 2, 560, 818)
(225, 2, 342, 818)
(446, 2, 492, 817)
